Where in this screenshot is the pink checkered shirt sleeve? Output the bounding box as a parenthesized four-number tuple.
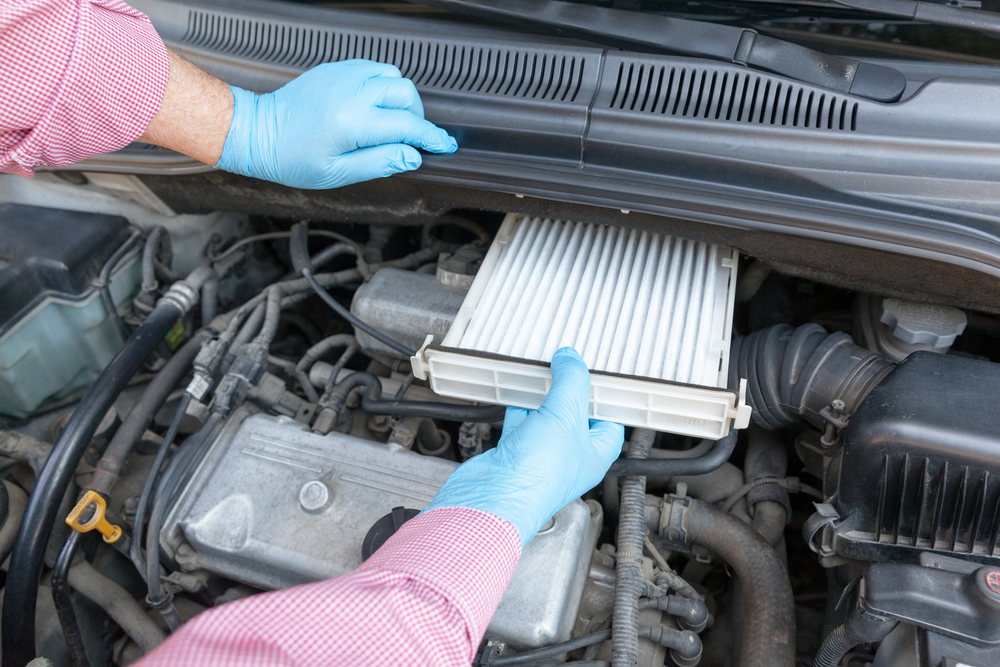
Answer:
(135, 507, 523, 666)
(0, 0, 169, 177)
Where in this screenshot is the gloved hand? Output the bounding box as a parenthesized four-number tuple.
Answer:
(424, 347, 625, 547)
(215, 60, 457, 189)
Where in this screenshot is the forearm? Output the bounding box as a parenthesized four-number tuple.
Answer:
(138, 49, 232, 166)
(136, 507, 521, 666)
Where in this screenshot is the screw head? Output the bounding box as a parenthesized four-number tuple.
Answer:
(299, 480, 331, 512)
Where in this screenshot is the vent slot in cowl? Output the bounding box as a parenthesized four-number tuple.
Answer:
(182, 10, 588, 102)
(606, 59, 858, 131)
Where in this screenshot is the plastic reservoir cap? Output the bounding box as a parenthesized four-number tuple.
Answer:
(879, 298, 967, 348)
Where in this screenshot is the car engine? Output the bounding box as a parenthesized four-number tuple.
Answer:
(2, 172, 1000, 667)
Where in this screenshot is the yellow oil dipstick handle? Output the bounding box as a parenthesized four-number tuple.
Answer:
(65, 490, 122, 544)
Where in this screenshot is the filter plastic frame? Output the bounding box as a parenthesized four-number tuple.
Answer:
(411, 214, 752, 438)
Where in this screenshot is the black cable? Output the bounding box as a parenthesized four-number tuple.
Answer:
(303, 270, 416, 357)
(91, 331, 210, 496)
(130, 393, 191, 581)
(487, 630, 612, 666)
(145, 414, 222, 630)
(287, 221, 416, 358)
(0, 479, 9, 536)
(331, 372, 506, 422)
(3, 301, 184, 667)
(52, 531, 91, 667)
(607, 429, 738, 477)
(582, 615, 613, 661)
(98, 228, 142, 343)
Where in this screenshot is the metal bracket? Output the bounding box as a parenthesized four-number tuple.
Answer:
(659, 492, 692, 544)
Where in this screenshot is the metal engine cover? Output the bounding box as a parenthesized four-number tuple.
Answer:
(162, 412, 601, 648)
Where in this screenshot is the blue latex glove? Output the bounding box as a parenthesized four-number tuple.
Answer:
(424, 348, 625, 547)
(215, 60, 457, 189)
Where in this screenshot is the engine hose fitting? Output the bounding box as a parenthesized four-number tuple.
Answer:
(638, 626, 703, 667)
(641, 595, 711, 633)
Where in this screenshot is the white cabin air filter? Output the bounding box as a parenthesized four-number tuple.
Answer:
(411, 213, 751, 439)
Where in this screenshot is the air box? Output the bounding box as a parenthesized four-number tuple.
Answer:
(411, 213, 750, 438)
(830, 352, 1000, 566)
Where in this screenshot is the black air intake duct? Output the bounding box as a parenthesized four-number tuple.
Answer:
(730, 323, 893, 431)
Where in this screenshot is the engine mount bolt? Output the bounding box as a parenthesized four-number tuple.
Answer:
(299, 480, 331, 513)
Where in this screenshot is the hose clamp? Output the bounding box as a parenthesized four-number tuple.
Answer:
(157, 281, 199, 314)
(659, 493, 691, 545)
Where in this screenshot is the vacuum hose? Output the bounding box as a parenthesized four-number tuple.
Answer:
(2, 275, 206, 667)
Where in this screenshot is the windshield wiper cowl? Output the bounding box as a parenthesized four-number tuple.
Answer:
(408, 0, 906, 103)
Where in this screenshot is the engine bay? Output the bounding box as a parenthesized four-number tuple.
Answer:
(3, 171, 1000, 667)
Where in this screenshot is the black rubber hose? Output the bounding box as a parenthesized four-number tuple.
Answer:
(99, 228, 143, 344)
(51, 530, 90, 667)
(331, 372, 506, 422)
(2, 301, 183, 667)
(730, 323, 893, 431)
(683, 498, 796, 667)
(813, 605, 897, 667)
(607, 429, 737, 477)
(612, 428, 654, 667)
(0, 478, 9, 535)
(744, 426, 789, 547)
(489, 629, 613, 666)
(89, 331, 210, 495)
(145, 414, 222, 630)
(130, 393, 192, 581)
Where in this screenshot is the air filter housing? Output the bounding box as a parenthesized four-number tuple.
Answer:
(412, 214, 750, 438)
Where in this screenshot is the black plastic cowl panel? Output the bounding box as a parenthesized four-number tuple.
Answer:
(833, 352, 1000, 566)
(139, 0, 602, 165)
(121, 0, 1000, 283)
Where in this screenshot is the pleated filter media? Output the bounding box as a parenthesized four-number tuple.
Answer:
(411, 213, 751, 438)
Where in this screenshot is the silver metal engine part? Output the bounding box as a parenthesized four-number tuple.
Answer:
(350, 267, 466, 359)
(162, 412, 601, 648)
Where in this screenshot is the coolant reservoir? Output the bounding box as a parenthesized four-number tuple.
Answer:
(0, 204, 141, 417)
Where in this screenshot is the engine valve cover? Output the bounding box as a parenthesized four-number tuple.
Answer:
(162, 412, 600, 648)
